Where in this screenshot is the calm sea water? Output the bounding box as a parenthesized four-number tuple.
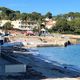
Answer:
(37, 45, 80, 66)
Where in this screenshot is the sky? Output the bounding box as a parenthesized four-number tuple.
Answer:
(0, 0, 80, 15)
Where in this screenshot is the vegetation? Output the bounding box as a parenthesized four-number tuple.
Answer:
(2, 22, 13, 34)
(52, 12, 80, 34)
(1, 7, 80, 34)
(45, 12, 52, 19)
(0, 7, 44, 21)
(3, 22, 13, 30)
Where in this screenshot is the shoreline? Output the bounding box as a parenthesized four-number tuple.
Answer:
(2, 42, 80, 72)
(1, 45, 80, 79)
(7, 35, 76, 48)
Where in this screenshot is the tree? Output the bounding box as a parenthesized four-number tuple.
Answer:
(67, 20, 75, 32)
(45, 12, 52, 19)
(53, 18, 70, 33)
(55, 14, 63, 20)
(73, 18, 80, 34)
(3, 22, 13, 30)
(9, 13, 16, 20)
(15, 11, 21, 20)
(31, 12, 42, 20)
(21, 13, 27, 20)
(0, 7, 15, 20)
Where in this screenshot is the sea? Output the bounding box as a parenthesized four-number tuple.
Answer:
(37, 44, 80, 68)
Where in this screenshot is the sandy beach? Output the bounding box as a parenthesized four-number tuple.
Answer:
(7, 34, 78, 48)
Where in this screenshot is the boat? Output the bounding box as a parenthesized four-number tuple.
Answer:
(13, 47, 39, 55)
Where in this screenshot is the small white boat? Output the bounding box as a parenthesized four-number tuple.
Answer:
(13, 50, 38, 54)
(13, 48, 39, 55)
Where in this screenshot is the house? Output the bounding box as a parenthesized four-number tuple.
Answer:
(0, 20, 11, 27)
(41, 18, 56, 29)
(44, 18, 56, 29)
(0, 20, 38, 30)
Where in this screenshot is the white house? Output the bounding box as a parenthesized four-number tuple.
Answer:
(0, 20, 38, 30)
(0, 20, 11, 27)
(45, 20, 56, 29)
(43, 18, 56, 29)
